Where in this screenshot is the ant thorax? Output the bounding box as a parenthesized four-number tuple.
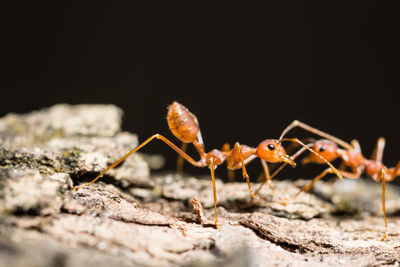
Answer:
(365, 160, 385, 181)
(339, 149, 366, 169)
(205, 149, 226, 166)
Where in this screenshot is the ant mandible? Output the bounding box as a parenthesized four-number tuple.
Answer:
(72, 103, 343, 227)
(276, 120, 400, 240)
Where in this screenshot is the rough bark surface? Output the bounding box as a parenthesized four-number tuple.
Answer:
(0, 104, 400, 267)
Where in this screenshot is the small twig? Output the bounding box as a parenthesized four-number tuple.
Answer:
(191, 197, 205, 225)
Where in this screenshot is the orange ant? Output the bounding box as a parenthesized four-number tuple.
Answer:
(273, 120, 400, 240)
(72, 103, 343, 227)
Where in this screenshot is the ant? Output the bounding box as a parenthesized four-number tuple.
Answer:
(73, 103, 343, 227)
(273, 120, 400, 240)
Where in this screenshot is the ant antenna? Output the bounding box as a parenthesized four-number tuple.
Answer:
(279, 120, 353, 151)
(280, 138, 343, 181)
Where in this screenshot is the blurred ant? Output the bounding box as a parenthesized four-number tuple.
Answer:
(73, 103, 342, 227)
(276, 120, 400, 240)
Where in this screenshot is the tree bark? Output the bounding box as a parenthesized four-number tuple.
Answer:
(0, 104, 399, 267)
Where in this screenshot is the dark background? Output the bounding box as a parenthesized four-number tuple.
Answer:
(3, 1, 399, 181)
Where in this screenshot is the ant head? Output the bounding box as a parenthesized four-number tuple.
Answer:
(303, 140, 339, 164)
(256, 139, 295, 166)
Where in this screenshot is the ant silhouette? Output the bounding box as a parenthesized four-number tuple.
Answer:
(73, 104, 343, 227)
(274, 120, 400, 240)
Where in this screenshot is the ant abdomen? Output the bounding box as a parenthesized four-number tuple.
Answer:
(167, 101, 200, 143)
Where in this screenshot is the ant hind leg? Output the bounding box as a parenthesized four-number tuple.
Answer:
(176, 142, 188, 174)
(73, 134, 206, 190)
(221, 143, 236, 182)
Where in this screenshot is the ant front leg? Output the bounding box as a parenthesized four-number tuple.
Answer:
(259, 159, 275, 196)
(249, 159, 275, 206)
(229, 142, 257, 198)
(250, 145, 309, 205)
(279, 168, 361, 205)
(277, 168, 333, 205)
(391, 161, 400, 181)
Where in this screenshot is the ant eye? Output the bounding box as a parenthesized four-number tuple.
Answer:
(267, 144, 275, 151)
(319, 146, 326, 152)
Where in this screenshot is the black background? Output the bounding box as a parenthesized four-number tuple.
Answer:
(3, 1, 399, 181)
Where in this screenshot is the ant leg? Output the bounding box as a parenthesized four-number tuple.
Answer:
(379, 168, 389, 240)
(233, 142, 256, 198)
(371, 137, 386, 162)
(276, 168, 330, 205)
(251, 163, 286, 205)
(350, 139, 362, 153)
(281, 138, 344, 181)
(73, 134, 206, 190)
(390, 160, 400, 181)
(227, 169, 235, 182)
(221, 143, 235, 182)
(295, 169, 360, 197)
(280, 168, 360, 205)
(260, 159, 275, 196)
(279, 120, 353, 151)
(249, 159, 275, 206)
(250, 146, 310, 205)
(291, 168, 333, 199)
(176, 142, 188, 174)
(209, 157, 219, 228)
